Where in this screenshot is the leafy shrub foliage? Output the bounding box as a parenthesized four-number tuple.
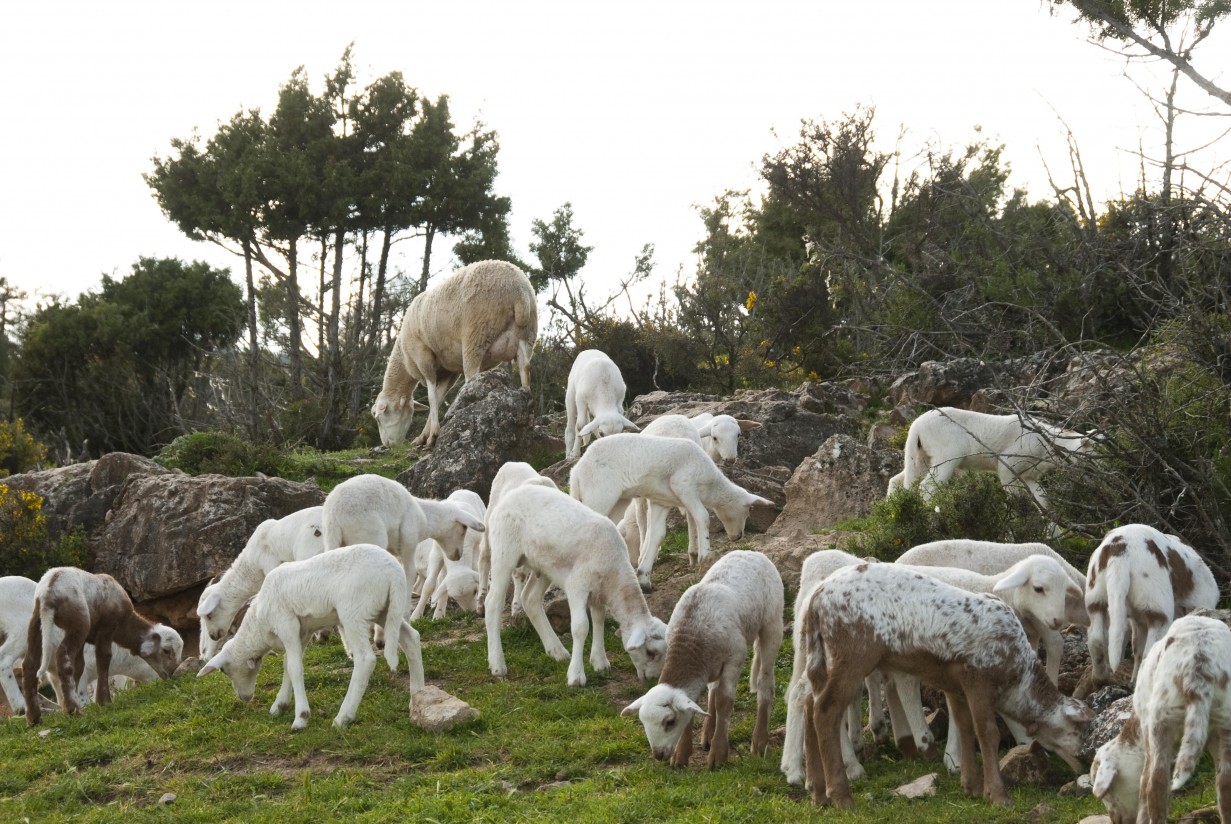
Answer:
(155, 431, 284, 477)
(0, 485, 83, 579)
(0, 419, 47, 477)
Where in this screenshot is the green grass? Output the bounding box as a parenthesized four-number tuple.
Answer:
(6, 608, 1214, 824)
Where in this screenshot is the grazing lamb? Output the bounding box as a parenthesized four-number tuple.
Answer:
(320, 474, 486, 624)
(372, 259, 537, 448)
(689, 412, 761, 466)
(199, 543, 424, 731)
(900, 406, 1093, 508)
(1085, 523, 1219, 688)
(409, 489, 486, 620)
(569, 433, 774, 568)
(21, 567, 183, 725)
(484, 483, 668, 687)
(198, 505, 327, 658)
(1091, 614, 1231, 824)
(564, 349, 639, 459)
(476, 461, 559, 611)
(800, 563, 1092, 808)
(622, 550, 783, 769)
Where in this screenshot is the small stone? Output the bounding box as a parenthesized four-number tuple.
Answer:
(1076, 815, 1112, 824)
(893, 772, 938, 799)
(37, 728, 53, 737)
(158, 793, 177, 805)
(1059, 773, 1093, 796)
(408, 685, 479, 732)
(173, 657, 202, 677)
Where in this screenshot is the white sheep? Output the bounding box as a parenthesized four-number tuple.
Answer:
(21, 567, 183, 725)
(372, 259, 537, 448)
(622, 550, 783, 769)
(689, 412, 761, 466)
(320, 474, 486, 627)
(900, 406, 1093, 508)
(1085, 523, 1219, 688)
(569, 433, 773, 568)
(476, 461, 559, 611)
(484, 483, 668, 687)
(1091, 614, 1231, 824)
(800, 562, 1092, 808)
(198, 505, 326, 659)
(564, 349, 640, 459)
(198, 543, 424, 731)
(409, 488, 486, 621)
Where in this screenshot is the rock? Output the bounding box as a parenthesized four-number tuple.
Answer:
(794, 381, 866, 418)
(539, 456, 577, 490)
(887, 358, 998, 409)
(1080, 693, 1134, 762)
(159, 793, 177, 805)
(401, 370, 561, 501)
(998, 741, 1069, 787)
(1058, 625, 1091, 697)
(893, 772, 938, 798)
(866, 423, 897, 448)
(408, 685, 479, 732)
(173, 657, 203, 678)
(1179, 806, 1223, 823)
(1077, 816, 1113, 824)
(1059, 773, 1093, 797)
(768, 435, 902, 537)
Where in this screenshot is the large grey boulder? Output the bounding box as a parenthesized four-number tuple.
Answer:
(769, 434, 902, 538)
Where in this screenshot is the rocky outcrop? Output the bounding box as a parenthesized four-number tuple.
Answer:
(768, 435, 902, 538)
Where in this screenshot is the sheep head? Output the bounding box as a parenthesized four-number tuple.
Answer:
(621, 683, 709, 761)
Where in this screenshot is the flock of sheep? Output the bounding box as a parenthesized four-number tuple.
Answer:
(1, 259, 1228, 824)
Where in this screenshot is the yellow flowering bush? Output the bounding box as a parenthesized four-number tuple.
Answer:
(0, 418, 47, 477)
(0, 484, 79, 579)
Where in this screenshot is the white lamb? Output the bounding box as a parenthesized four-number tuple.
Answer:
(320, 474, 486, 625)
(622, 550, 783, 769)
(372, 259, 537, 448)
(198, 505, 327, 658)
(1091, 614, 1231, 824)
(569, 433, 773, 567)
(484, 483, 668, 687)
(409, 486, 486, 621)
(800, 563, 1092, 809)
(1085, 523, 1219, 688)
(476, 461, 559, 611)
(900, 406, 1093, 508)
(564, 349, 640, 459)
(198, 543, 424, 731)
(689, 412, 761, 466)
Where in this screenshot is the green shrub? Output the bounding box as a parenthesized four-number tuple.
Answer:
(155, 431, 284, 477)
(0, 418, 48, 477)
(0, 485, 84, 579)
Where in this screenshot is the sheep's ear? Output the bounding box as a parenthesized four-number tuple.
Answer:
(139, 636, 157, 657)
(373, 399, 388, 416)
(199, 590, 222, 619)
(621, 417, 640, 433)
(993, 567, 1031, 592)
(620, 696, 645, 717)
(455, 509, 485, 532)
(748, 494, 775, 508)
(673, 693, 709, 717)
(1066, 700, 1096, 722)
(246, 657, 261, 671)
(198, 652, 226, 677)
(736, 419, 762, 432)
(1090, 759, 1116, 798)
(578, 420, 601, 438)
(695, 421, 715, 438)
(412, 400, 428, 412)
(624, 626, 647, 651)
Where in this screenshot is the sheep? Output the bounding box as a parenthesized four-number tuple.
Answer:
(0, 575, 166, 717)
(900, 406, 1093, 508)
(1085, 523, 1219, 688)
(371, 259, 537, 448)
(568, 433, 774, 569)
(21, 567, 183, 725)
(198, 505, 326, 659)
(800, 562, 1092, 808)
(409, 489, 485, 620)
(198, 543, 424, 731)
(1091, 614, 1231, 824)
(484, 483, 668, 687)
(476, 461, 559, 611)
(689, 412, 761, 466)
(320, 474, 486, 627)
(622, 550, 783, 769)
(564, 349, 639, 459)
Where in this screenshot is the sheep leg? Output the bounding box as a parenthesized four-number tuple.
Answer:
(946, 691, 983, 799)
(510, 567, 532, 617)
(518, 573, 569, 664)
(0, 642, 26, 716)
(886, 672, 937, 760)
(1214, 727, 1231, 824)
(395, 621, 425, 692)
(1143, 717, 1177, 824)
(283, 633, 312, 731)
(91, 638, 114, 707)
(670, 715, 694, 768)
(20, 609, 43, 725)
(635, 502, 669, 591)
(706, 680, 735, 769)
(781, 674, 807, 785)
(964, 684, 1008, 806)
(411, 551, 445, 620)
(701, 684, 716, 750)
(813, 668, 864, 808)
(564, 389, 578, 458)
(516, 339, 532, 389)
(56, 633, 85, 714)
(587, 602, 609, 673)
(802, 688, 829, 804)
(483, 564, 513, 678)
(271, 665, 294, 716)
(677, 493, 712, 563)
(564, 589, 591, 687)
(430, 577, 452, 621)
(864, 669, 890, 748)
(1087, 605, 1112, 686)
(685, 511, 700, 566)
(334, 623, 377, 728)
(752, 676, 772, 758)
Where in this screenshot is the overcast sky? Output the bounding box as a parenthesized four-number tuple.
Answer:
(2, 0, 1227, 314)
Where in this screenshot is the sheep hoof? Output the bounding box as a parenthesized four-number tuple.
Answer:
(270, 702, 288, 716)
(548, 647, 570, 663)
(333, 716, 353, 729)
(490, 665, 508, 678)
(639, 580, 653, 594)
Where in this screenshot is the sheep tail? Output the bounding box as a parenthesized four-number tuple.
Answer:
(383, 571, 411, 672)
(1172, 684, 1213, 790)
(321, 515, 344, 553)
(35, 600, 56, 681)
(1105, 558, 1131, 673)
(901, 430, 929, 488)
(801, 591, 828, 703)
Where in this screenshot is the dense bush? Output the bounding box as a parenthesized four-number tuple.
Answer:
(0, 485, 83, 579)
(0, 418, 47, 477)
(155, 431, 285, 477)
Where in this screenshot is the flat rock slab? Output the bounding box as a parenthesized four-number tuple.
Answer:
(408, 685, 478, 732)
(893, 772, 938, 799)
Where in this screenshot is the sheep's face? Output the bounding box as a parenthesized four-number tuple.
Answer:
(715, 493, 773, 541)
(372, 393, 415, 448)
(706, 419, 741, 466)
(445, 570, 482, 613)
(622, 618, 668, 681)
(579, 413, 639, 443)
(620, 684, 708, 760)
(993, 560, 1073, 633)
(140, 626, 184, 678)
(198, 645, 264, 702)
(1090, 733, 1143, 824)
(1031, 694, 1094, 773)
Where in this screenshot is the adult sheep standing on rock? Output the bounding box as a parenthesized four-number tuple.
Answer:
(372, 260, 537, 449)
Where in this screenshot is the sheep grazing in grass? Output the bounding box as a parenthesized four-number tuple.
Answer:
(569, 433, 773, 568)
(21, 567, 183, 725)
(484, 483, 668, 687)
(900, 406, 1094, 508)
(1085, 523, 1219, 688)
(409, 486, 486, 621)
(199, 543, 424, 731)
(198, 505, 326, 659)
(372, 259, 537, 448)
(623, 550, 783, 770)
(1091, 615, 1231, 824)
(800, 563, 1092, 809)
(689, 412, 760, 466)
(476, 461, 558, 612)
(564, 349, 639, 459)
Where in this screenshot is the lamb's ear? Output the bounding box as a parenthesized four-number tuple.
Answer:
(373, 399, 388, 416)
(621, 417, 640, 433)
(673, 693, 709, 717)
(1090, 758, 1116, 798)
(747, 494, 775, 508)
(736, 419, 761, 432)
(198, 651, 227, 677)
(624, 625, 647, 651)
(1065, 699, 1096, 722)
(199, 590, 222, 619)
(620, 696, 645, 717)
(454, 509, 485, 532)
(992, 567, 1031, 593)
(695, 420, 715, 438)
(139, 635, 157, 657)
(246, 657, 261, 671)
(412, 400, 428, 412)
(578, 420, 601, 438)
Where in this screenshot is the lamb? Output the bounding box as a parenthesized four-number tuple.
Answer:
(476, 461, 559, 610)
(569, 433, 774, 568)
(622, 550, 783, 769)
(320, 474, 486, 624)
(800, 562, 1092, 808)
(1085, 523, 1219, 688)
(900, 406, 1093, 508)
(0, 575, 165, 717)
(371, 259, 537, 448)
(198, 505, 327, 658)
(409, 486, 486, 621)
(21, 567, 183, 725)
(198, 543, 424, 731)
(1091, 614, 1231, 824)
(689, 412, 761, 466)
(564, 349, 639, 459)
(484, 483, 668, 687)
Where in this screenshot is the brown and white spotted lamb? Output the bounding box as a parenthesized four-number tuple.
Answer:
(800, 562, 1092, 809)
(22, 567, 182, 725)
(1085, 524, 1219, 688)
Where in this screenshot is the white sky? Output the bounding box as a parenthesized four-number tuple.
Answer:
(1, 0, 1227, 314)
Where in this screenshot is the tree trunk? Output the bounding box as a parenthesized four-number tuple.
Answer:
(373, 226, 392, 346)
(243, 239, 260, 439)
(419, 223, 437, 293)
(287, 240, 303, 398)
(321, 228, 345, 445)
